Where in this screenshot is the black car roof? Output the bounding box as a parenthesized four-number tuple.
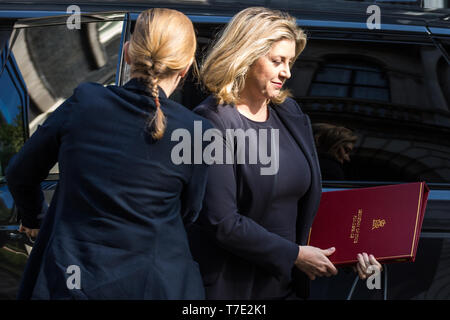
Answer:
(0, 0, 448, 34)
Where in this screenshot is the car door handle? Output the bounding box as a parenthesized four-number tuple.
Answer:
(7, 232, 23, 240)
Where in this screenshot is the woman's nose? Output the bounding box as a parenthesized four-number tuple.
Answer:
(280, 64, 291, 79)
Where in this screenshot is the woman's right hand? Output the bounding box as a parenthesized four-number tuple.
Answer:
(294, 246, 338, 280)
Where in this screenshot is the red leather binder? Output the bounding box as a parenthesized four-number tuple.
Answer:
(307, 182, 429, 266)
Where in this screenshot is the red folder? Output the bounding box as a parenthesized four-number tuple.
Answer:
(307, 182, 429, 266)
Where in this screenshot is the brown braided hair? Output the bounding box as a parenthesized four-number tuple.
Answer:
(127, 8, 197, 140)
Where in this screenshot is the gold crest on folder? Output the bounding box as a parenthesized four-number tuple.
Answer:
(372, 219, 386, 230)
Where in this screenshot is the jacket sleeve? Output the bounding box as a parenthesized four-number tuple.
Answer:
(180, 119, 213, 226)
(194, 106, 299, 280)
(5, 93, 75, 229)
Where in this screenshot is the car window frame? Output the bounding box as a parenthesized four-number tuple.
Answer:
(5, 11, 131, 181)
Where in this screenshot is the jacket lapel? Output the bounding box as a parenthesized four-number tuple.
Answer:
(272, 105, 317, 177)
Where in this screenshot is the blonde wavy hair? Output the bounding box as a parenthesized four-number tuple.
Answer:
(200, 7, 307, 105)
(127, 8, 196, 140)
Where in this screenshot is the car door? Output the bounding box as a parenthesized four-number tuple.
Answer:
(0, 11, 130, 299)
(288, 17, 450, 300)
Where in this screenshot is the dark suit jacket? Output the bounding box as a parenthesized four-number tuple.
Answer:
(6, 78, 212, 299)
(188, 96, 322, 299)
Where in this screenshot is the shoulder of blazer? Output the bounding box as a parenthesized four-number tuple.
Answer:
(160, 95, 213, 128)
(275, 97, 305, 116)
(193, 96, 241, 131)
(75, 82, 105, 97)
(73, 82, 213, 130)
(70, 82, 108, 108)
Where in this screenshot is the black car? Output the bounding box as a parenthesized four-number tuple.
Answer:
(0, 0, 449, 300)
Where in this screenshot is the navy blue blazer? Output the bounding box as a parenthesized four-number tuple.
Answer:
(188, 96, 322, 299)
(6, 78, 212, 299)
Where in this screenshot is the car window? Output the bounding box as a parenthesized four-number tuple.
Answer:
(186, 23, 229, 109)
(287, 35, 450, 184)
(436, 38, 450, 106)
(0, 34, 26, 182)
(6, 13, 126, 176)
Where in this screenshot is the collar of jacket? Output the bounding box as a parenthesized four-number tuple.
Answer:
(270, 101, 316, 165)
(122, 77, 168, 99)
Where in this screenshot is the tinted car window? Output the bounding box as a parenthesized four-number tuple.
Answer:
(0, 29, 28, 298)
(288, 36, 450, 183)
(8, 18, 125, 174)
(0, 39, 26, 181)
(309, 59, 390, 101)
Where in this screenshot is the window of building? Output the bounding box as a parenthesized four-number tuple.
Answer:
(308, 59, 390, 102)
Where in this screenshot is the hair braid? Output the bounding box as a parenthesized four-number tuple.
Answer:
(127, 8, 197, 140)
(148, 75, 166, 140)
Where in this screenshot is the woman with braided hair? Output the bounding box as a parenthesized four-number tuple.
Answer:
(7, 8, 211, 299)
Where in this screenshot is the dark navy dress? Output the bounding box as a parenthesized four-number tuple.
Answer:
(236, 106, 312, 298)
(6, 78, 212, 299)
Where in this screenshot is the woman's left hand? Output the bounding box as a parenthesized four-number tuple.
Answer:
(18, 224, 39, 239)
(353, 252, 383, 280)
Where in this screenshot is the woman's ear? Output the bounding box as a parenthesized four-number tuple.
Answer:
(179, 59, 194, 78)
(124, 41, 131, 65)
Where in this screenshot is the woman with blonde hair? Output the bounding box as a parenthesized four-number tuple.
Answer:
(7, 8, 211, 299)
(188, 7, 381, 299)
